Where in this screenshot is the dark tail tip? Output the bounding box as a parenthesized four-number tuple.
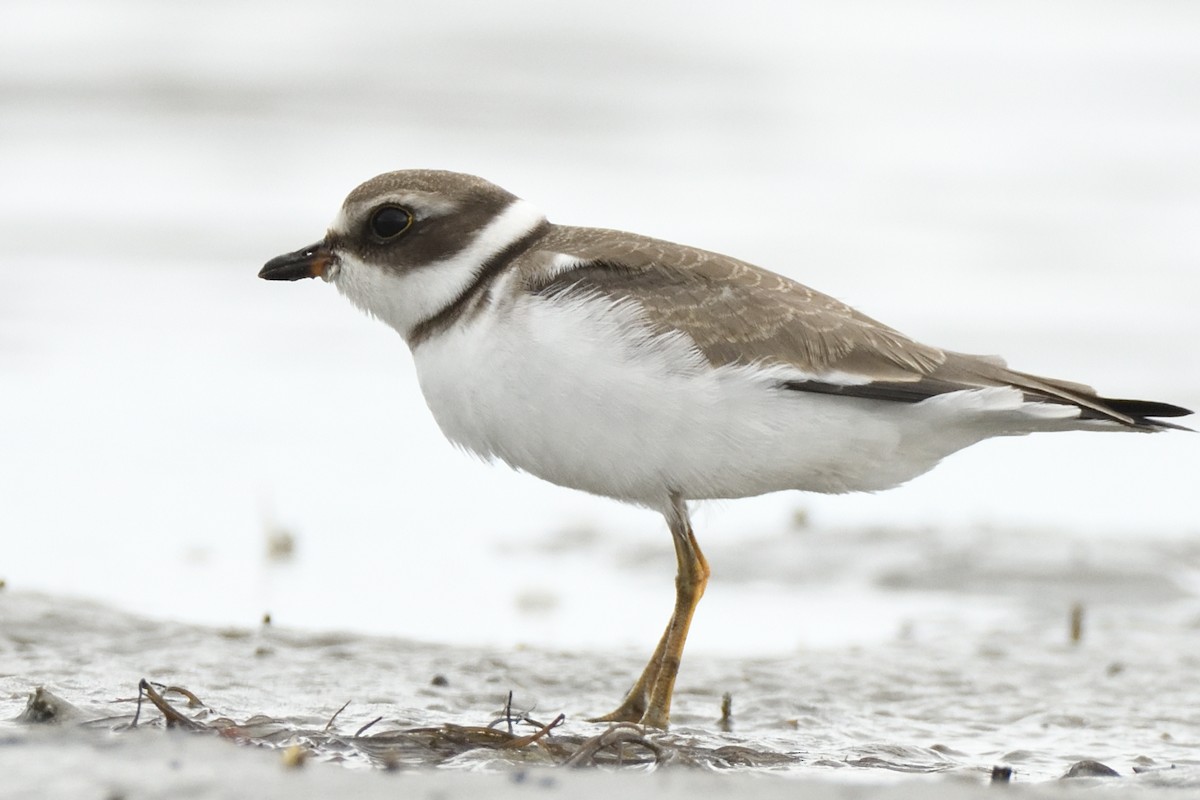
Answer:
(1095, 397, 1194, 431)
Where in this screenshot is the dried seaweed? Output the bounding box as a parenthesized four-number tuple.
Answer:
(18, 679, 800, 772)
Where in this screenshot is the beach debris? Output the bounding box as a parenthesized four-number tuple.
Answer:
(29, 678, 796, 771)
(355, 716, 384, 737)
(490, 690, 537, 735)
(15, 687, 85, 724)
(562, 722, 667, 767)
(133, 680, 208, 731)
(1069, 602, 1084, 644)
(281, 744, 308, 768)
(718, 692, 733, 732)
(324, 699, 352, 732)
(1061, 760, 1120, 779)
(265, 526, 296, 562)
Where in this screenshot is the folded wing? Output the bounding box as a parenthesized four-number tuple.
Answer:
(527, 226, 1192, 431)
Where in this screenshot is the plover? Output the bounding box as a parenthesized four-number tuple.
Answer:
(260, 170, 1191, 729)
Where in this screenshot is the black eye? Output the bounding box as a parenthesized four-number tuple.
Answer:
(368, 205, 413, 240)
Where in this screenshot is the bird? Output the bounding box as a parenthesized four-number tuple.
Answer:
(260, 169, 1191, 729)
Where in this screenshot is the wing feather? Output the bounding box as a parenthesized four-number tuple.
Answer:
(521, 225, 1191, 430)
(527, 226, 946, 381)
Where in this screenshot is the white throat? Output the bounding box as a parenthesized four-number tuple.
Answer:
(331, 198, 547, 342)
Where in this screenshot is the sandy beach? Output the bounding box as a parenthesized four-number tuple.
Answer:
(5, 518, 1200, 796)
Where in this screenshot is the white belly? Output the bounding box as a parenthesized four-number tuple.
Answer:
(411, 293, 1045, 508)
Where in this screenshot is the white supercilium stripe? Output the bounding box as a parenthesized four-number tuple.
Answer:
(331, 199, 547, 341)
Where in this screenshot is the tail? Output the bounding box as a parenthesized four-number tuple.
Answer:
(786, 348, 1194, 432)
(938, 353, 1194, 432)
(999, 368, 1193, 431)
(1076, 396, 1194, 431)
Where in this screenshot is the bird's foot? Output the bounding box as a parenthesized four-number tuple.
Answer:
(588, 688, 671, 729)
(588, 694, 648, 726)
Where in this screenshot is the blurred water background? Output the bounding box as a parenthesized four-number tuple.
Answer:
(2, 0, 1198, 664)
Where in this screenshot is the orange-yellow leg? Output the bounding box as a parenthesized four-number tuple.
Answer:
(591, 494, 710, 729)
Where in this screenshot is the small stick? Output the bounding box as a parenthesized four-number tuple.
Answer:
(137, 679, 205, 731)
(1070, 603, 1084, 645)
(502, 713, 566, 748)
(718, 692, 733, 732)
(162, 686, 206, 708)
(324, 700, 352, 732)
(355, 716, 384, 737)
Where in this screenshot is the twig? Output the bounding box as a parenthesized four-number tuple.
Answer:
(355, 716, 384, 737)
(502, 713, 565, 748)
(136, 679, 206, 731)
(563, 723, 665, 767)
(324, 700, 352, 732)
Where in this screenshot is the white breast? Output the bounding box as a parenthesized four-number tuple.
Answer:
(410, 292, 1066, 508)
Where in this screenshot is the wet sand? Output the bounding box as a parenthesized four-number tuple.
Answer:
(4, 521, 1200, 797)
